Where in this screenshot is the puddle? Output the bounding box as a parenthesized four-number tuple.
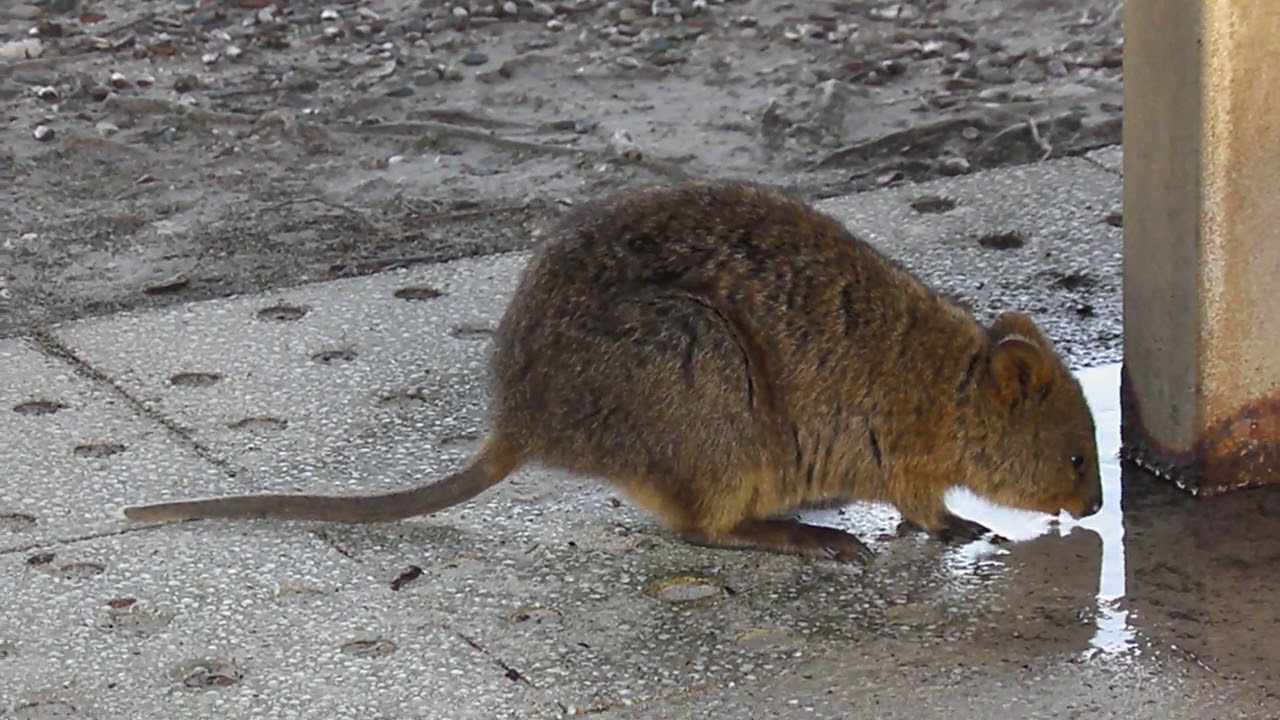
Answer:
(945, 362, 1134, 656)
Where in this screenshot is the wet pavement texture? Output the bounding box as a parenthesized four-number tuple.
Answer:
(3, 156, 1278, 719)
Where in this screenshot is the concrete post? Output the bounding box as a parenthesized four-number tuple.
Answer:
(1120, 0, 1280, 494)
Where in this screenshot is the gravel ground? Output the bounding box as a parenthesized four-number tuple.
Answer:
(1, 0, 1123, 337)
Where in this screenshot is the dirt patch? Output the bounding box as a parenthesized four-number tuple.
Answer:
(0, 0, 1122, 337)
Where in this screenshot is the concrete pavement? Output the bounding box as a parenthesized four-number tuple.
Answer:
(4, 153, 1278, 719)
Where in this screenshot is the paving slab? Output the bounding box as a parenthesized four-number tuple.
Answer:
(1086, 145, 1125, 175)
(0, 528, 554, 719)
(0, 337, 225, 547)
(600, 637, 1255, 719)
(5, 155, 1279, 719)
(815, 157, 1123, 367)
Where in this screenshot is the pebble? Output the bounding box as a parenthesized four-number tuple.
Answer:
(938, 156, 971, 175)
(532, 3, 555, 19)
(0, 38, 43, 61)
(869, 3, 918, 21)
(35, 86, 59, 101)
(3, 4, 43, 20)
(192, 8, 219, 26)
(973, 59, 1013, 84)
(9, 71, 54, 86)
(608, 128, 642, 161)
(33, 125, 55, 142)
(386, 86, 414, 97)
(647, 37, 673, 53)
(461, 50, 489, 66)
(109, 71, 129, 89)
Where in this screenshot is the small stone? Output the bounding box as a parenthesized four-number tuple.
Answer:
(615, 56, 641, 69)
(647, 36, 673, 53)
(1047, 59, 1068, 77)
(452, 6, 469, 18)
(225, 45, 243, 60)
(95, 121, 119, 136)
(461, 50, 488, 66)
(9, 70, 54, 86)
(201, 51, 219, 65)
(412, 71, 440, 86)
(502, 1, 518, 15)
(321, 8, 339, 21)
(136, 74, 155, 87)
(545, 18, 563, 31)
(385, 86, 413, 97)
(109, 71, 129, 89)
(938, 156, 971, 175)
(973, 59, 1013, 84)
(920, 39, 946, 57)
(192, 8, 220, 26)
(1018, 61, 1046, 83)
(33, 125, 55, 142)
(35, 85, 59, 100)
(441, 64, 463, 81)
(88, 85, 110, 101)
(532, 2, 555, 18)
(619, 7, 638, 22)
(608, 128, 642, 161)
(173, 74, 198, 92)
(869, 3, 918, 21)
(3, 4, 43, 21)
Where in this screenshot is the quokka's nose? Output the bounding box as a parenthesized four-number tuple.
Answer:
(1081, 494, 1103, 517)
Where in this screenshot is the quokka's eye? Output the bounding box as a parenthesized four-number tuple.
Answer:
(1070, 455, 1085, 472)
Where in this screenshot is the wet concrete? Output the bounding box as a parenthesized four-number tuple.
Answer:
(2, 156, 1277, 718)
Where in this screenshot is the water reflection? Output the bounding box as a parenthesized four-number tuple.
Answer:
(945, 362, 1135, 655)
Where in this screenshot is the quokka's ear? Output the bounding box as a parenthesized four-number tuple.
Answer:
(985, 312, 1056, 406)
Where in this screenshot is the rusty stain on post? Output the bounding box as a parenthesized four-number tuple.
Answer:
(1121, 0, 1280, 494)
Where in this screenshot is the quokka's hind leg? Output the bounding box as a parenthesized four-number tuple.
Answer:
(681, 518, 875, 565)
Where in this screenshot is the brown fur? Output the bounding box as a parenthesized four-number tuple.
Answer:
(123, 179, 1103, 565)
